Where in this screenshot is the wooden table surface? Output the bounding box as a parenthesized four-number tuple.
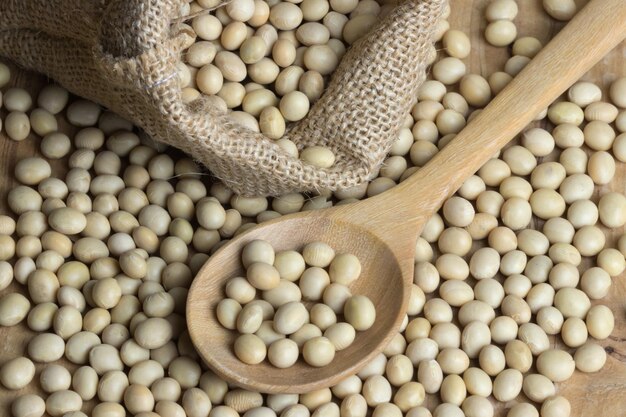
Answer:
(1, 0, 626, 416)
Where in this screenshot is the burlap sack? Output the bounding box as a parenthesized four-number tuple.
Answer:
(0, 0, 445, 196)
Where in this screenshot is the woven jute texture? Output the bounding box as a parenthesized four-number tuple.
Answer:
(0, 0, 445, 196)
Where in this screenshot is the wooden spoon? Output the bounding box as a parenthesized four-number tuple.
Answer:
(188, 0, 626, 394)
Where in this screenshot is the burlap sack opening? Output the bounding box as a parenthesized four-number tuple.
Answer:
(0, 0, 445, 196)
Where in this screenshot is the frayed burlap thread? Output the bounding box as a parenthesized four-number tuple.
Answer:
(0, 0, 446, 196)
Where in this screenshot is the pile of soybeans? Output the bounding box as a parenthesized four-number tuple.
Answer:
(217, 240, 375, 368)
(0, 0, 624, 416)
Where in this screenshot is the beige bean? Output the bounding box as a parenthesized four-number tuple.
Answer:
(45, 390, 83, 417)
(12, 394, 46, 417)
(536, 349, 575, 382)
(0, 357, 35, 390)
(492, 369, 522, 402)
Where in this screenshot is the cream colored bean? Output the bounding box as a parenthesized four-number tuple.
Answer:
(434, 348, 468, 378)
(0, 292, 30, 326)
(458, 301, 495, 327)
(460, 396, 492, 417)
(536, 349, 575, 382)
(559, 148, 587, 175)
(439, 280, 473, 307)
(598, 192, 626, 227)
(168, 356, 201, 389)
(88, 344, 123, 376)
(236, 303, 264, 334)
(3, 88, 30, 113)
(298, 267, 330, 301)
(5, 111, 31, 141)
(526, 282, 556, 313)
(287, 322, 320, 347)
(485, 0, 518, 20)
(226, 277, 257, 305)
(435, 254, 469, 280)
(268, 252, 305, 285)
(128, 360, 165, 388)
(259, 106, 286, 139)
(234, 334, 267, 364)
(197, 64, 224, 95)
(461, 321, 491, 359)
(485, 20, 517, 47)
(150, 377, 181, 402)
(517, 322, 549, 355)
(270, 301, 306, 334)
(155, 400, 186, 417)
(331, 376, 362, 400)
(543, 0, 577, 20)
(492, 369, 523, 402)
(38, 364, 71, 394)
(260, 338, 295, 368)
(580, 267, 611, 300)
(14, 157, 51, 186)
(584, 120, 615, 150)
(390, 384, 424, 414)
(0, 357, 35, 390)
(429, 323, 460, 351)
(597, 248, 626, 277)
(52, 305, 82, 339)
(537, 306, 564, 335)
(561, 317, 588, 348)
(442, 30, 471, 59)
(432, 58, 466, 85)
(488, 227, 517, 254)
(439, 374, 466, 406)
(183, 388, 212, 417)
(300, 336, 334, 367)
(326, 254, 361, 286)
(417, 360, 443, 394)
(45, 390, 82, 417)
(501, 295, 531, 324)
(477, 345, 505, 377)
(337, 295, 375, 330)
(379, 354, 411, 387)
(568, 81, 601, 107)
(554, 287, 590, 319)
(12, 394, 46, 417)
(242, 240, 275, 268)
(246, 262, 281, 291)
(548, 101, 584, 125)
(586, 102, 618, 122)
(322, 283, 352, 314)
(587, 151, 615, 184)
(134, 317, 173, 349)
(269, 2, 303, 30)
(278, 91, 308, 122)
(552, 124, 583, 149)
(309, 303, 336, 331)
(574, 342, 607, 373)
(317, 322, 352, 352)
(566, 200, 598, 229)
(541, 396, 571, 417)
(586, 304, 614, 340)
(362, 375, 392, 406)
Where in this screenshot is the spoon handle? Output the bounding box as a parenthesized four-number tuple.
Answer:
(351, 0, 626, 234)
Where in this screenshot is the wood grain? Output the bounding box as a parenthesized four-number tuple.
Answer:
(1, 0, 626, 415)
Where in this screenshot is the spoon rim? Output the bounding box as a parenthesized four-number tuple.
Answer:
(186, 212, 412, 393)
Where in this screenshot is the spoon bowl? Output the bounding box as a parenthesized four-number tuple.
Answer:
(188, 0, 626, 394)
(187, 213, 411, 394)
